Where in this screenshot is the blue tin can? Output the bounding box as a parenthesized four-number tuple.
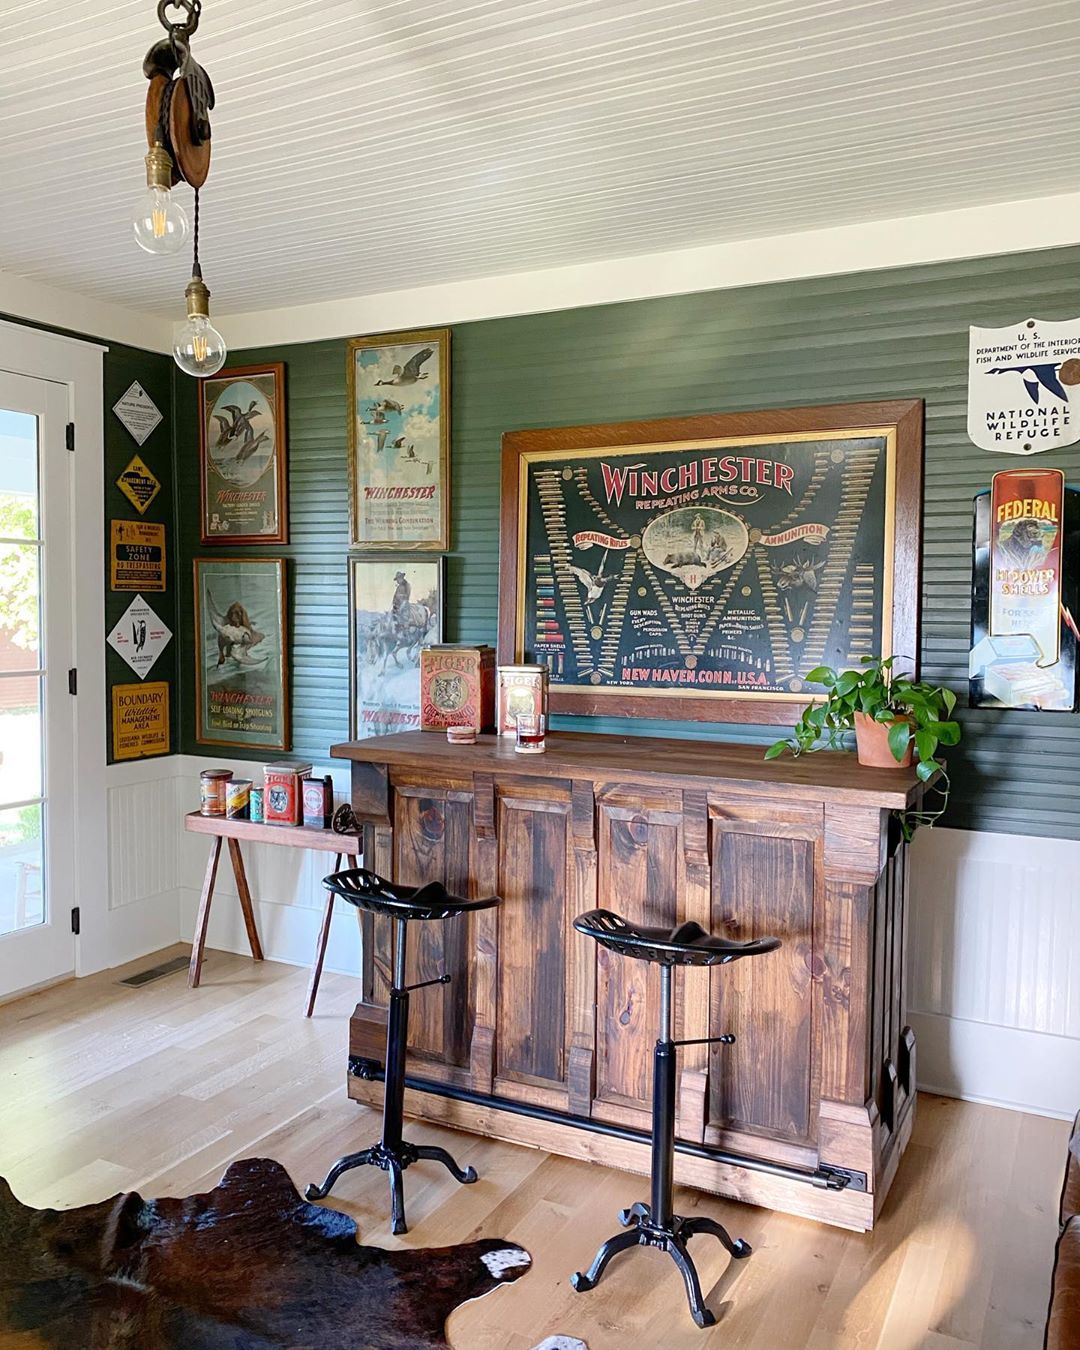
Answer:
(249, 786, 265, 824)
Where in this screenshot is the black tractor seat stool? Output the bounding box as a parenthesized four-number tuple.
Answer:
(570, 909, 780, 1329)
(305, 868, 500, 1234)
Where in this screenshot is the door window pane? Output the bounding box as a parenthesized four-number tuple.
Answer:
(0, 679, 42, 805)
(0, 802, 43, 935)
(0, 410, 38, 540)
(0, 541, 40, 666)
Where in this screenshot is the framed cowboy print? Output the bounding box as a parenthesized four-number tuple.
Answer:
(347, 328, 450, 550)
(349, 556, 444, 739)
(199, 363, 288, 544)
(498, 400, 923, 724)
(194, 557, 290, 750)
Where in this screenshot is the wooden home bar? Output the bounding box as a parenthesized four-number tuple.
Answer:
(332, 728, 921, 1231)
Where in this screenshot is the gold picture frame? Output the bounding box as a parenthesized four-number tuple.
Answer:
(347, 328, 450, 551)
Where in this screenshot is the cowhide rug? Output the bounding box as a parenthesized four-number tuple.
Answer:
(0, 1157, 530, 1349)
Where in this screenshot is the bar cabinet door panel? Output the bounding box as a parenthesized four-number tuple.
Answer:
(705, 803, 821, 1150)
(394, 782, 475, 1076)
(493, 785, 574, 1108)
(592, 794, 682, 1129)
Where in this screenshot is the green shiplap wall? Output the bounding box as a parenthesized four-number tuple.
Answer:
(173, 244, 1080, 840)
(104, 345, 178, 760)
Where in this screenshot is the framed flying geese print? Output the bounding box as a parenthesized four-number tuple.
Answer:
(347, 328, 450, 550)
(198, 363, 289, 545)
(498, 400, 924, 724)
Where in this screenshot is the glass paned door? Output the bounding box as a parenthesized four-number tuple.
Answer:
(0, 372, 75, 995)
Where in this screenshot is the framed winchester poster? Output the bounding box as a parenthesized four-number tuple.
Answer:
(498, 401, 923, 724)
(199, 363, 288, 544)
(349, 556, 444, 738)
(347, 328, 450, 550)
(194, 558, 289, 749)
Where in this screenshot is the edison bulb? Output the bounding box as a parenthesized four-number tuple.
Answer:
(132, 185, 189, 255)
(173, 315, 227, 377)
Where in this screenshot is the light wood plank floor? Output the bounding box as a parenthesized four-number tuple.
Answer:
(0, 946, 1068, 1350)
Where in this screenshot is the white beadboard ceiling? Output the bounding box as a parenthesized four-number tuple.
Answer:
(2, 0, 1079, 319)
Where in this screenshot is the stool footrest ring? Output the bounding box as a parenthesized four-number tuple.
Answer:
(404, 973, 451, 993)
(670, 1033, 735, 1048)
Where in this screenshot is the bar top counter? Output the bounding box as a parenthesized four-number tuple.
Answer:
(331, 726, 922, 1231)
(331, 728, 924, 809)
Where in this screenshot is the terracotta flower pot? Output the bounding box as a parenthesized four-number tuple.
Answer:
(853, 711, 913, 768)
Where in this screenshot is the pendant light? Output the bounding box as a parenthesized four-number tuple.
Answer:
(132, 142, 189, 254)
(138, 0, 227, 377)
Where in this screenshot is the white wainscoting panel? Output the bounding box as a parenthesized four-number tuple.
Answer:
(108, 771, 177, 910)
(908, 826, 1080, 1118)
(99, 757, 183, 970)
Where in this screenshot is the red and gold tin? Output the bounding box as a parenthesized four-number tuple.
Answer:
(497, 663, 549, 736)
(420, 644, 496, 732)
(199, 768, 232, 817)
(263, 760, 313, 826)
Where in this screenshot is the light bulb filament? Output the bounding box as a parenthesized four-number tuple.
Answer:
(192, 334, 209, 364)
(152, 206, 168, 238)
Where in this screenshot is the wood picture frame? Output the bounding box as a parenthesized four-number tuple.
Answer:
(498, 400, 923, 725)
(198, 363, 288, 545)
(193, 557, 290, 750)
(347, 328, 450, 551)
(348, 556, 445, 739)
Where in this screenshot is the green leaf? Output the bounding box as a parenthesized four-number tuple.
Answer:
(764, 742, 787, 760)
(914, 729, 936, 762)
(805, 666, 836, 686)
(887, 720, 912, 762)
(941, 687, 957, 716)
(834, 671, 860, 695)
(934, 720, 962, 746)
(916, 759, 939, 782)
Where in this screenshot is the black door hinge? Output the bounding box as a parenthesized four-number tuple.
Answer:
(65, 423, 75, 452)
(71, 907, 80, 935)
(68, 668, 77, 695)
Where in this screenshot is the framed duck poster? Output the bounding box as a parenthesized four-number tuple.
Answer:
(347, 329, 450, 551)
(498, 400, 923, 724)
(193, 558, 290, 750)
(199, 363, 288, 544)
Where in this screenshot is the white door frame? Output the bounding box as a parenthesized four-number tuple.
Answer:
(0, 318, 108, 979)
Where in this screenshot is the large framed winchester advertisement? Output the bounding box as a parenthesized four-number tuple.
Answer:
(498, 401, 923, 723)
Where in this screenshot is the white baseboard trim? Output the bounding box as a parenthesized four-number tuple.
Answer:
(908, 1009, 1079, 1121)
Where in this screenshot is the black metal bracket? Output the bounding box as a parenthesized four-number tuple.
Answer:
(348, 1055, 384, 1082)
(818, 1163, 866, 1192)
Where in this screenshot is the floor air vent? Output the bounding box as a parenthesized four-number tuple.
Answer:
(119, 955, 193, 988)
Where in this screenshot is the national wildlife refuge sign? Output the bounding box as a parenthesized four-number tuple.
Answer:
(498, 402, 924, 724)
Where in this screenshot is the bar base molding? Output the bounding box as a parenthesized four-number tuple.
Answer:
(345, 1056, 918, 1232)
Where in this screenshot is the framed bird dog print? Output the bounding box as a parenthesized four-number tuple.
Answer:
(193, 557, 290, 750)
(498, 401, 923, 724)
(347, 328, 450, 550)
(198, 363, 288, 545)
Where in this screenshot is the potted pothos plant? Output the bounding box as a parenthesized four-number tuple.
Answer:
(765, 656, 961, 838)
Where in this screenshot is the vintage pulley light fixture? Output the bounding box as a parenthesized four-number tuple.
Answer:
(136, 0, 227, 376)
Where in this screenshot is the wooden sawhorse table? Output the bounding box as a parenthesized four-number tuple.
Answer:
(183, 812, 360, 1016)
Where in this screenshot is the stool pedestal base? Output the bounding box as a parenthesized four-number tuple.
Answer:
(305, 915, 478, 1234)
(304, 1140, 476, 1236)
(571, 1203, 751, 1329)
